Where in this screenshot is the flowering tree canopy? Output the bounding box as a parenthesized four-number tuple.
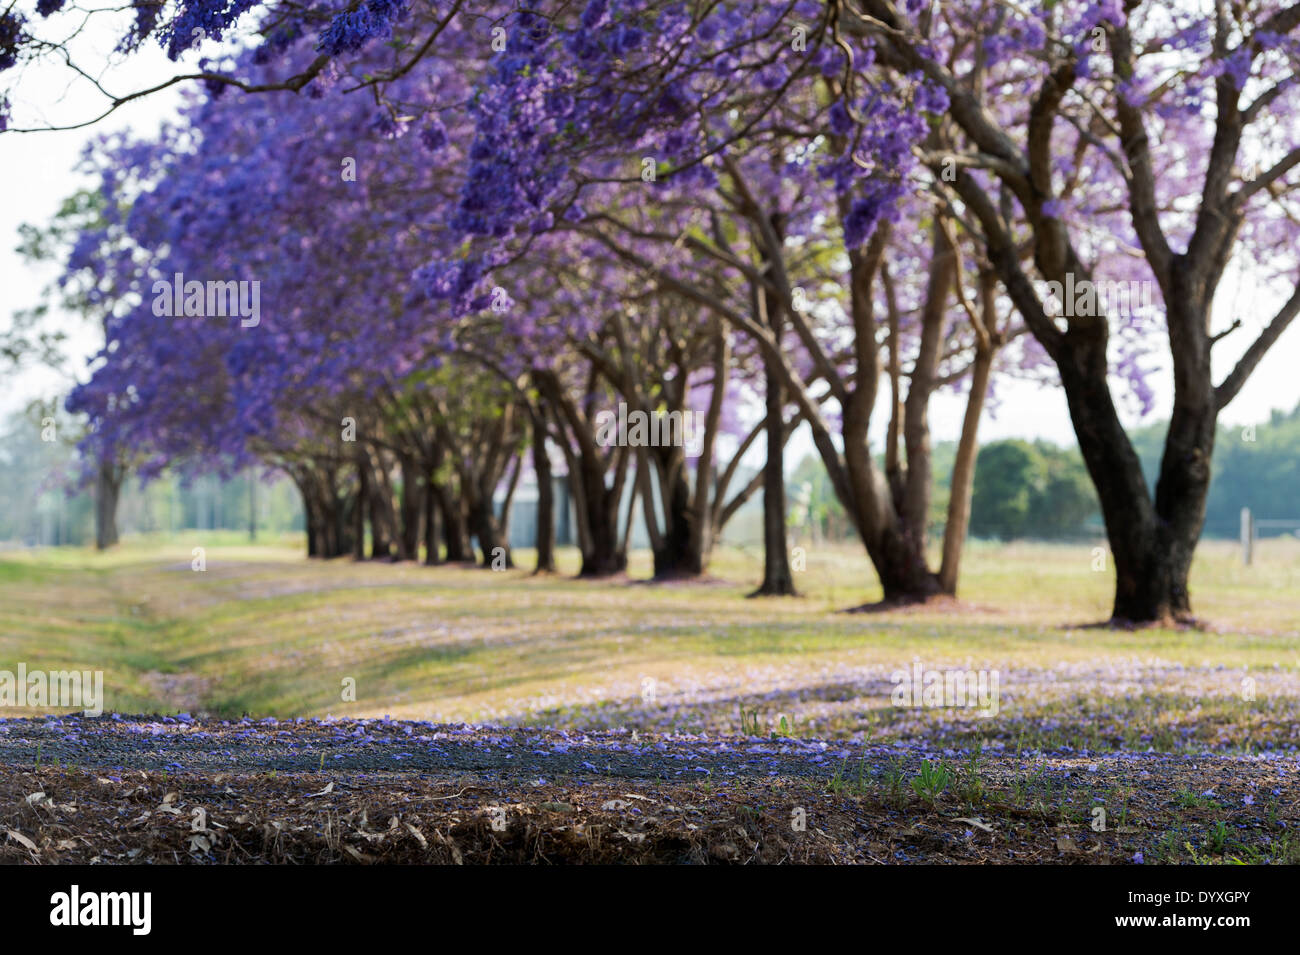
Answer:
(10, 1, 1298, 618)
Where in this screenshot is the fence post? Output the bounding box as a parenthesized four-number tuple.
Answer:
(1241, 506, 1254, 566)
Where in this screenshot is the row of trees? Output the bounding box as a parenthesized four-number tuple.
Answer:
(44, 4, 1030, 601)
(0, 404, 304, 545)
(5, 1, 1299, 621)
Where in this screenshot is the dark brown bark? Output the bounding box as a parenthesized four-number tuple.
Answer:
(362, 450, 396, 560)
(247, 476, 257, 543)
(649, 443, 699, 579)
(467, 485, 511, 568)
(350, 466, 366, 561)
(1061, 294, 1213, 623)
(438, 482, 472, 563)
(531, 411, 558, 574)
(397, 453, 422, 561)
(751, 282, 796, 596)
(900, 226, 954, 563)
(422, 469, 443, 565)
(293, 461, 357, 560)
(337, 489, 358, 559)
(689, 322, 729, 571)
(294, 471, 324, 558)
(535, 369, 628, 577)
(302, 485, 319, 557)
(573, 450, 627, 577)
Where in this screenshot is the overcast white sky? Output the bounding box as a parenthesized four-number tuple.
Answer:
(3, 17, 1299, 452)
(2, 13, 186, 418)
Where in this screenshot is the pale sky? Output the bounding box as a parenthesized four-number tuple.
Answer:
(2, 10, 187, 417)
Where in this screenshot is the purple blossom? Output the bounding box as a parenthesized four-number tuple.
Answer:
(420, 118, 449, 152)
(0, 11, 25, 72)
(316, 0, 409, 57)
(828, 100, 853, 136)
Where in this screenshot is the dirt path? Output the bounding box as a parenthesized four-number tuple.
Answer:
(0, 715, 1295, 864)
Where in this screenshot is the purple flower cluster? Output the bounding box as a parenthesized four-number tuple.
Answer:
(162, 0, 265, 60)
(0, 10, 26, 72)
(316, 0, 409, 57)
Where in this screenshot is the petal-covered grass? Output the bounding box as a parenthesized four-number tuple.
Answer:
(2, 537, 1298, 743)
(1, 537, 1297, 864)
(0, 716, 1295, 864)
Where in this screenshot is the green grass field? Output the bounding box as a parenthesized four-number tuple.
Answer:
(3, 535, 1298, 751)
(3, 536, 1299, 865)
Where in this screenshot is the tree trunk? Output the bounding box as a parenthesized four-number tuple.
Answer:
(651, 445, 701, 579)
(751, 332, 796, 596)
(397, 453, 422, 561)
(296, 473, 327, 558)
(334, 468, 357, 559)
(350, 464, 366, 561)
(498, 453, 522, 557)
(438, 483, 472, 563)
(302, 484, 319, 557)
(532, 414, 557, 573)
(1109, 399, 1211, 624)
(423, 470, 443, 565)
(1053, 316, 1212, 623)
(363, 451, 395, 560)
(842, 402, 942, 604)
(94, 459, 122, 551)
(835, 224, 942, 605)
(533, 368, 628, 577)
(899, 226, 953, 567)
(689, 321, 729, 574)
(308, 468, 344, 558)
(575, 461, 627, 577)
(469, 488, 511, 568)
(939, 342, 994, 594)
(247, 475, 257, 542)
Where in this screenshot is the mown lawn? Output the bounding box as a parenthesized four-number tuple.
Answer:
(2, 535, 1298, 753)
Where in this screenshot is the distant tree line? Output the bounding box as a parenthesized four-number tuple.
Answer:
(0, 409, 304, 546)
(789, 440, 1099, 544)
(789, 401, 1300, 543)
(1130, 403, 1300, 540)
